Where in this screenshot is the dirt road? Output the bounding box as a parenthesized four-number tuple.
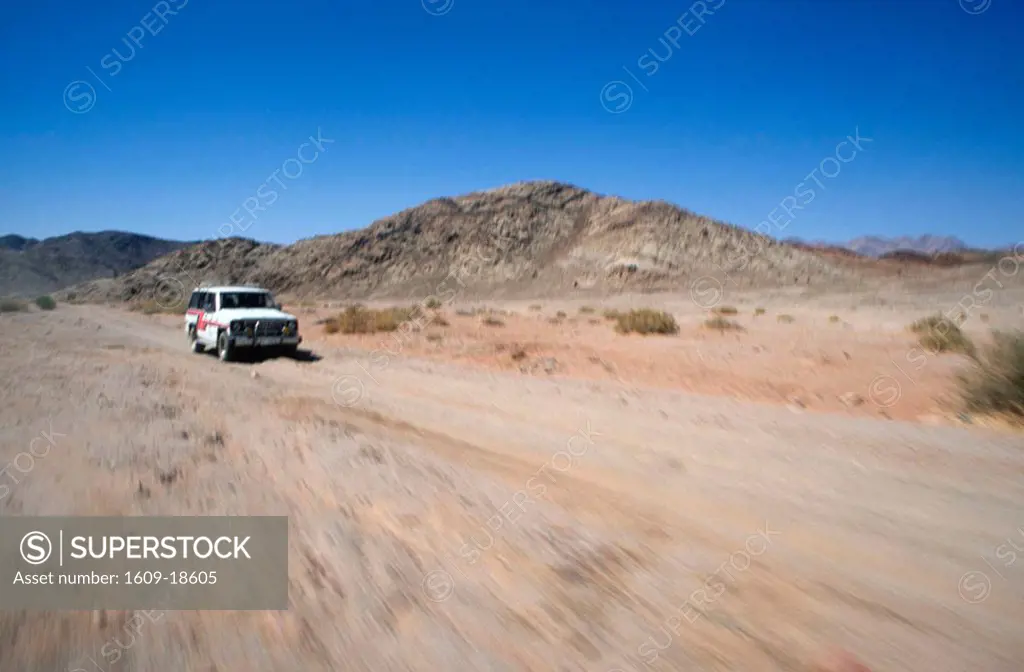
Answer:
(1, 306, 1022, 671)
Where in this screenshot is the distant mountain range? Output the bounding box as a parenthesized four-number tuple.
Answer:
(0, 231, 190, 297)
(782, 235, 982, 257)
(844, 235, 970, 257)
(1, 192, 1011, 302)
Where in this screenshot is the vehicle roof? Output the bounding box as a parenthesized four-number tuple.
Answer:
(191, 286, 271, 293)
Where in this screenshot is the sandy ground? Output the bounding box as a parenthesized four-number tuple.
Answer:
(1, 297, 1023, 671)
(299, 285, 1024, 425)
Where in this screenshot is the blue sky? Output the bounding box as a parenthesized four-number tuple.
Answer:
(0, 0, 1021, 247)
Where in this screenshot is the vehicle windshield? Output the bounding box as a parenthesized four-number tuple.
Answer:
(220, 292, 274, 309)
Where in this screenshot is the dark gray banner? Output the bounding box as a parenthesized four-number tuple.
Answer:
(0, 516, 288, 610)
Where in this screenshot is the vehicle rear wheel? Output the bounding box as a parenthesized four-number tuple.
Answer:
(217, 331, 233, 362)
(188, 327, 204, 354)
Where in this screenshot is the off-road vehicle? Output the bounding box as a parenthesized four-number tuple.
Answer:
(184, 286, 301, 362)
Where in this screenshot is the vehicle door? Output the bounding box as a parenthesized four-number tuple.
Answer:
(199, 292, 218, 344)
(185, 291, 202, 334)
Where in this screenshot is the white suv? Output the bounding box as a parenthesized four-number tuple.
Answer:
(185, 286, 301, 362)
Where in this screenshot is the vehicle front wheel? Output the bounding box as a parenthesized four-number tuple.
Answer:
(217, 332, 234, 362)
(188, 327, 204, 354)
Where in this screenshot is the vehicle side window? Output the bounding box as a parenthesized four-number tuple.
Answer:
(188, 292, 200, 310)
(203, 293, 216, 312)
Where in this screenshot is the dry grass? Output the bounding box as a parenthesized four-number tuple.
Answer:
(712, 305, 739, 316)
(754, 307, 766, 317)
(704, 316, 745, 332)
(909, 314, 976, 356)
(603, 309, 622, 321)
(0, 297, 28, 313)
(529, 304, 542, 312)
(579, 306, 596, 314)
(981, 313, 991, 323)
(614, 309, 679, 336)
(829, 315, 841, 323)
(426, 333, 443, 343)
(777, 314, 795, 324)
(555, 311, 567, 319)
(481, 316, 505, 327)
(958, 331, 1024, 422)
(325, 305, 422, 334)
(424, 297, 443, 310)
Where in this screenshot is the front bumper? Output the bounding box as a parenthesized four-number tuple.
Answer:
(230, 335, 302, 348)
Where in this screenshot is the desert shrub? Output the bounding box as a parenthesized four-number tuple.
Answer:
(34, 295, 57, 311)
(556, 311, 567, 319)
(323, 320, 340, 334)
(426, 333, 443, 343)
(481, 316, 505, 327)
(615, 309, 679, 335)
(713, 305, 739, 316)
(958, 331, 1024, 421)
(603, 309, 622, 321)
(588, 318, 601, 325)
(754, 308, 766, 317)
(704, 316, 745, 332)
(424, 297, 442, 310)
(529, 304, 542, 311)
(455, 308, 476, 317)
(330, 306, 420, 334)
(829, 315, 841, 323)
(910, 314, 975, 356)
(777, 314, 795, 324)
(981, 313, 991, 323)
(547, 317, 563, 325)
(579, 306, 596, 314)
(429, 314, 450, 327)
(0, 297, 28, 313)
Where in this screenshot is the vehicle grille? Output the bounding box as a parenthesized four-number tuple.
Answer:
(254, 320, 286, 336)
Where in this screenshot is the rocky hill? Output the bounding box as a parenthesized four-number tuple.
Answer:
(61, 181, 864, 304)
(0, 231, 189, 297)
